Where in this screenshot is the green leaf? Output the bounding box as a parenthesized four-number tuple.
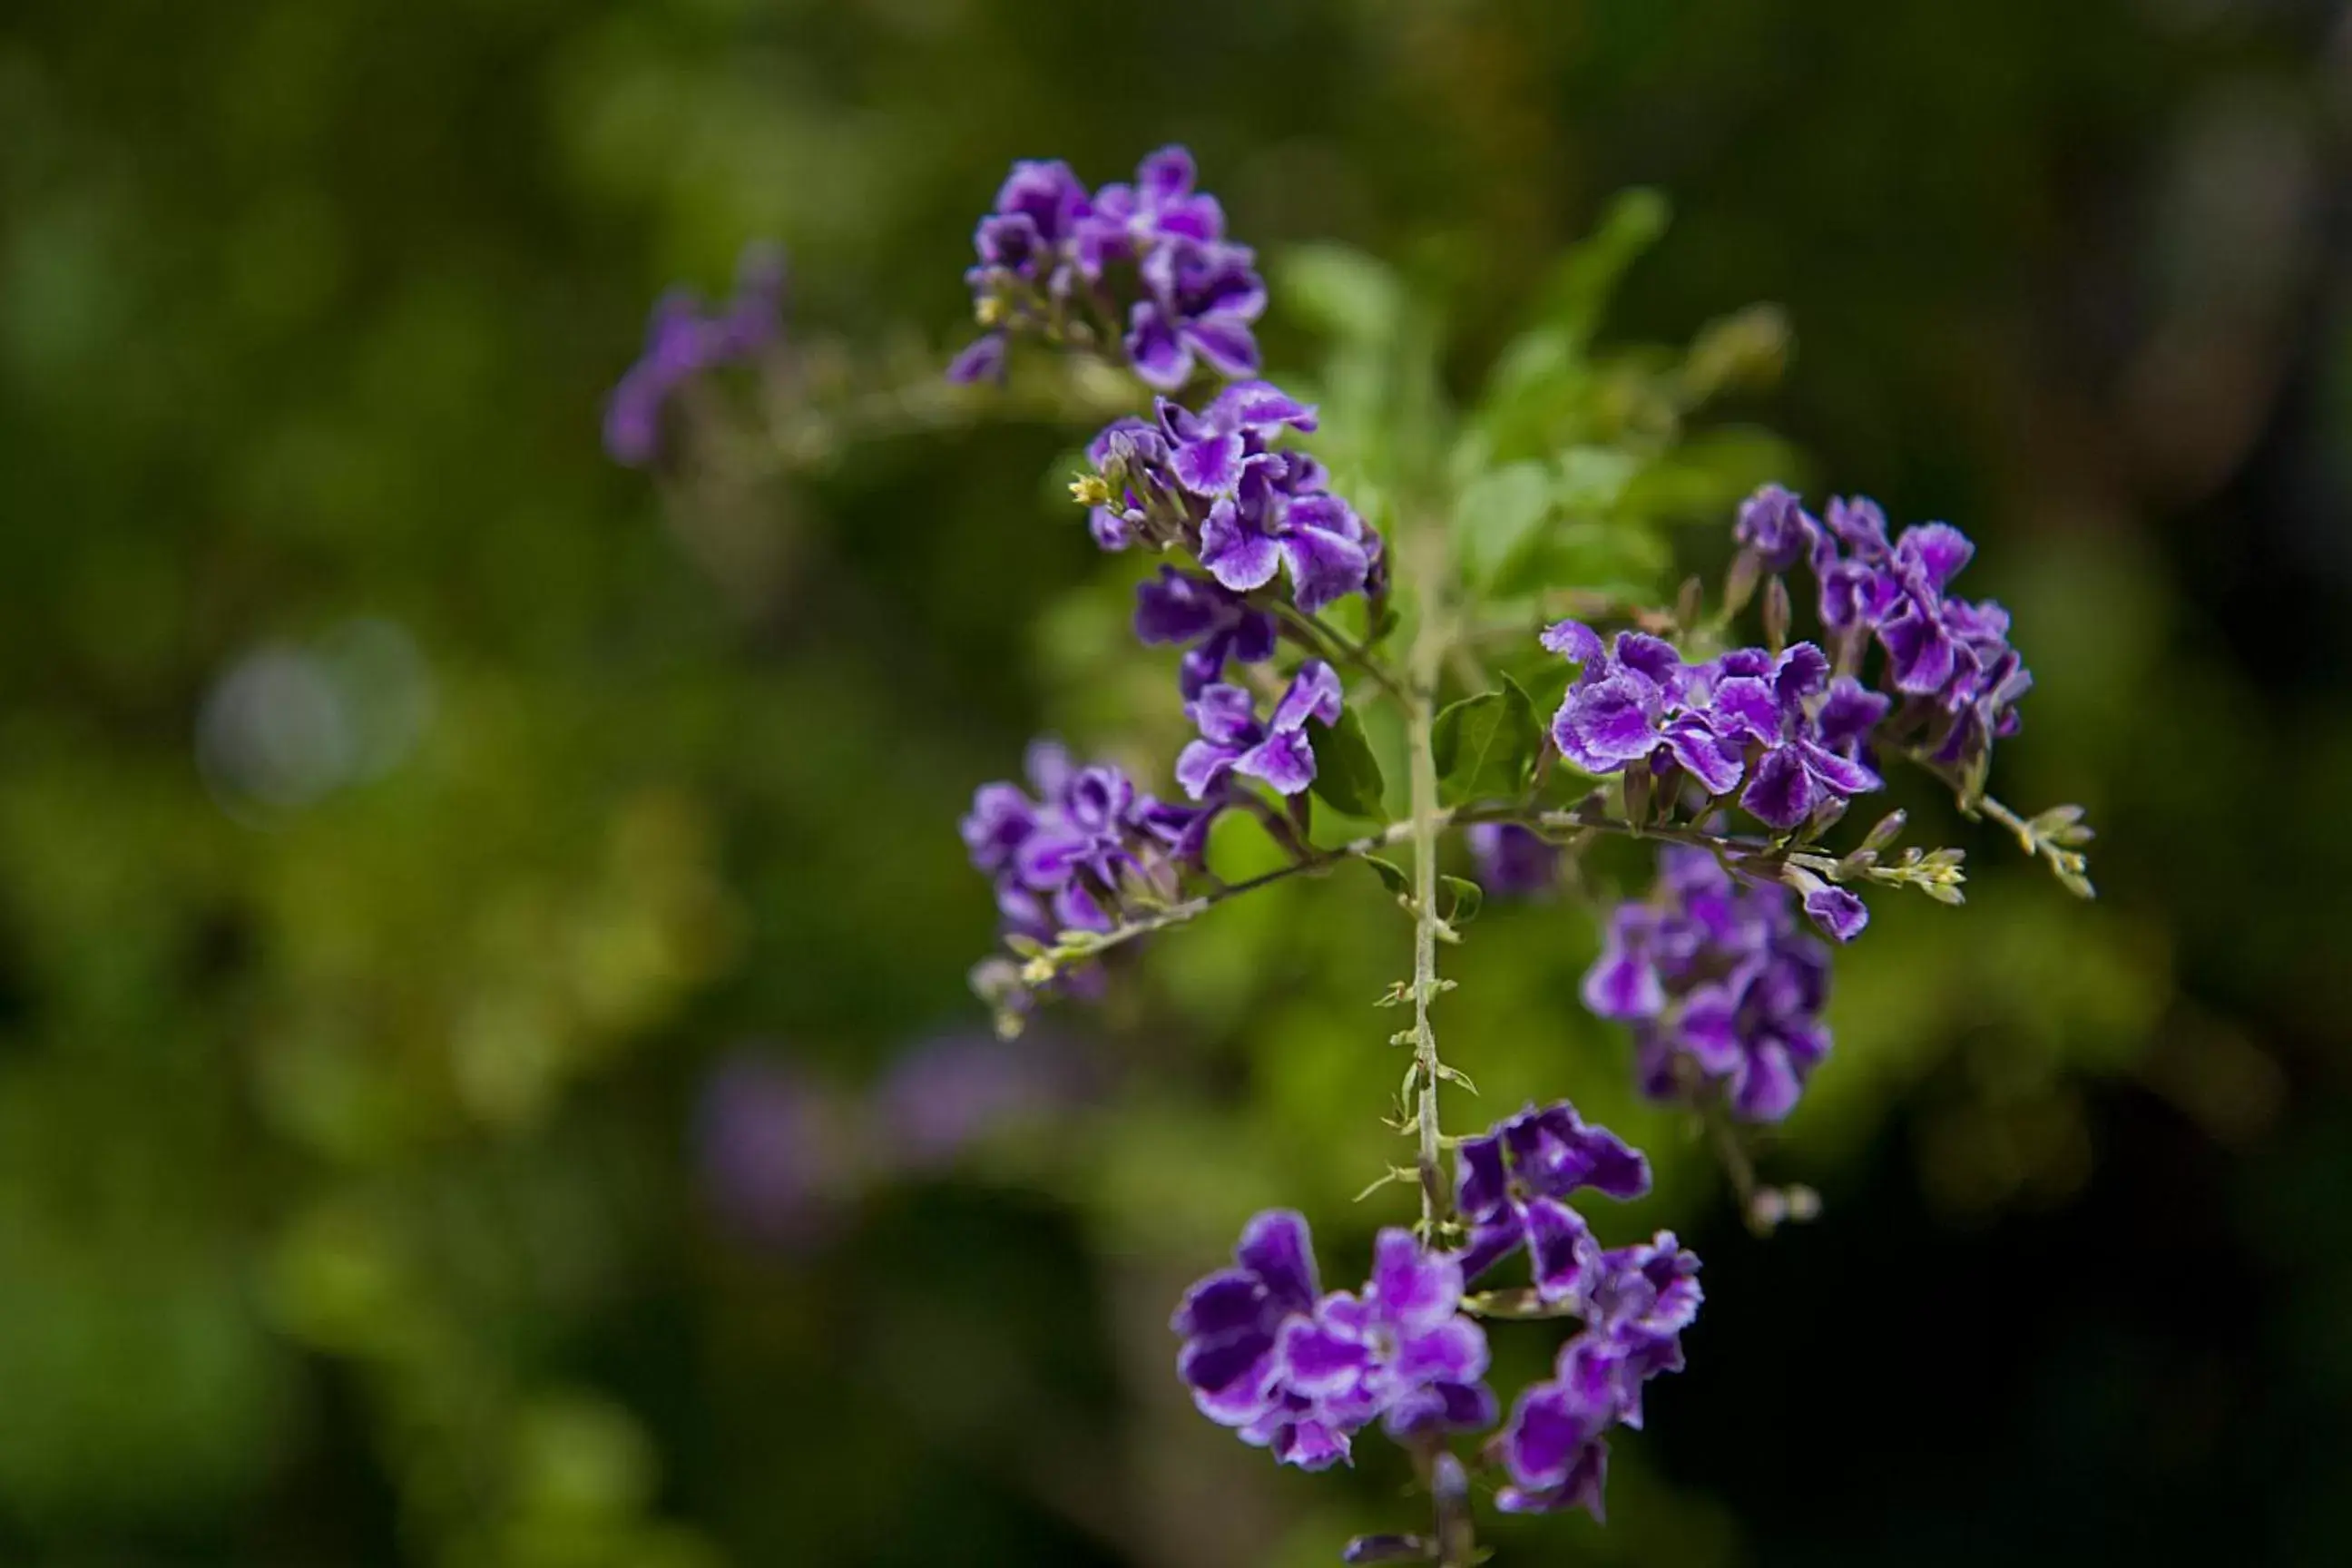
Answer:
(1497, 521, 1670, 602)
(1450, 461, 1553, 588)
(1432, 683, 1542, 805)
(1276, 245, 1405, 348)
(1308, 708, 1388, 819)
(1534, 189, 1671, 348)
(1617, 426, 1805, 524)
(1440, 875, 1484, 926)
(1359, 856, 1411, 897)
(1553, 446, 1639, 514)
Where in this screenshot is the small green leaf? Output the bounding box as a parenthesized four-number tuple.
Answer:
(1308, 708, 1388, 818)
(1498, 520, 1670, 602)
(1360, 856, 1411, 897)
(1432, 686, 1542, 804)
(1440, 875, 1484, 926)
(1534, 188, 1671, 348)
(1451, 461, 1553, 588)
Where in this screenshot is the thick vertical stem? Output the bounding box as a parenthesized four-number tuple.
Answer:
(1404, 531, 1453, 1232)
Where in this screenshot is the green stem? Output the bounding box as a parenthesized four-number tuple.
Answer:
(1403, 530, 1454, 1232)
(1267, 599, 1409, 702)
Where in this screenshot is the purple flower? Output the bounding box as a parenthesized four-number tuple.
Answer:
(1467, 823, 1560, 899)
(1083, 144, 1227, 263)
(1127, 235, 1267, 391)
(1544, 622, 1744, 798)
(968, 159, 1091, 293)
(1706, 642, 1883, 829)
(1160, 381, 1318, 497)
(1280, 1230, 1497, 1443)
(1455, 1102, 1651, 1300)
(1175, 662, 1344, 799)
(604, 244, 786, 466)
(1586, 848, 1839, 1122)
(1172, 1210, 1329, 1449)
(1172, 1212, 1496, 1471)
(1134, 567, 1279, 698)
(1074, 382, 1383, 614)
(952, 146, 1264, 392)
(1733, 483, 1818, 573)
(1493, 1231, 1701, 1519)
(1740, 485, 2034, 777)
(1199, 453, 1381, 612)
(1801, 884, 1869, 943)
(1494, 1337, 1618, 1518)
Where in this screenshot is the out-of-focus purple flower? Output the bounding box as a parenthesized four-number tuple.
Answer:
(1134, 566, 1279, 698)
(1176, 662, 1343, 799)
(1083, 144, 1227, 270)
(1171, 1210, 1339, 1464)
(605, 244, 787, 466)
(1127, 236, 1268, 390)
(1733, 483, 1818, 573)
(1172, 1212, 1496, 1472)
(695, 1051, 860, 1251)
(1280, 1230, 1496, 1445)
(1467, 823, 1560, 899)
(1493, 1230, 1701, 1519)
(871, 1033, 1083, 1171)
(1583, 846, 1840, 1122)
(961, 739, 1224, 955)
(1454, 1102, 1651, 1300)
(952, 146, 1265, 391)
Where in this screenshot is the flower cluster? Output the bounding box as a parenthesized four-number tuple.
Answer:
(1084, 381, 1386, 612)
(1171, 1210, 1496, 1471)
(949, 146, 1266, 391)
(1494, 1231, 1702, 1518)
(604, 243, 786, 466)
(1172, 1097, 1700, 1526)
(954, 149, 1371, 1004)
(589, 137, 2098, 1565)
(959, 740, 1219, 944)
(1734, 485, 2033, 781)
(1546, 621, 1886, 833)
(1584, 847, 1837, 1122)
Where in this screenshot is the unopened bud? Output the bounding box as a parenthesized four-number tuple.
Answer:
(1723, 548, 1762, 618)
(1762, 574, 1791, 654)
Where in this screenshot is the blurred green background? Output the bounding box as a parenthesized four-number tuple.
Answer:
(5, 0, 2351, 1563)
